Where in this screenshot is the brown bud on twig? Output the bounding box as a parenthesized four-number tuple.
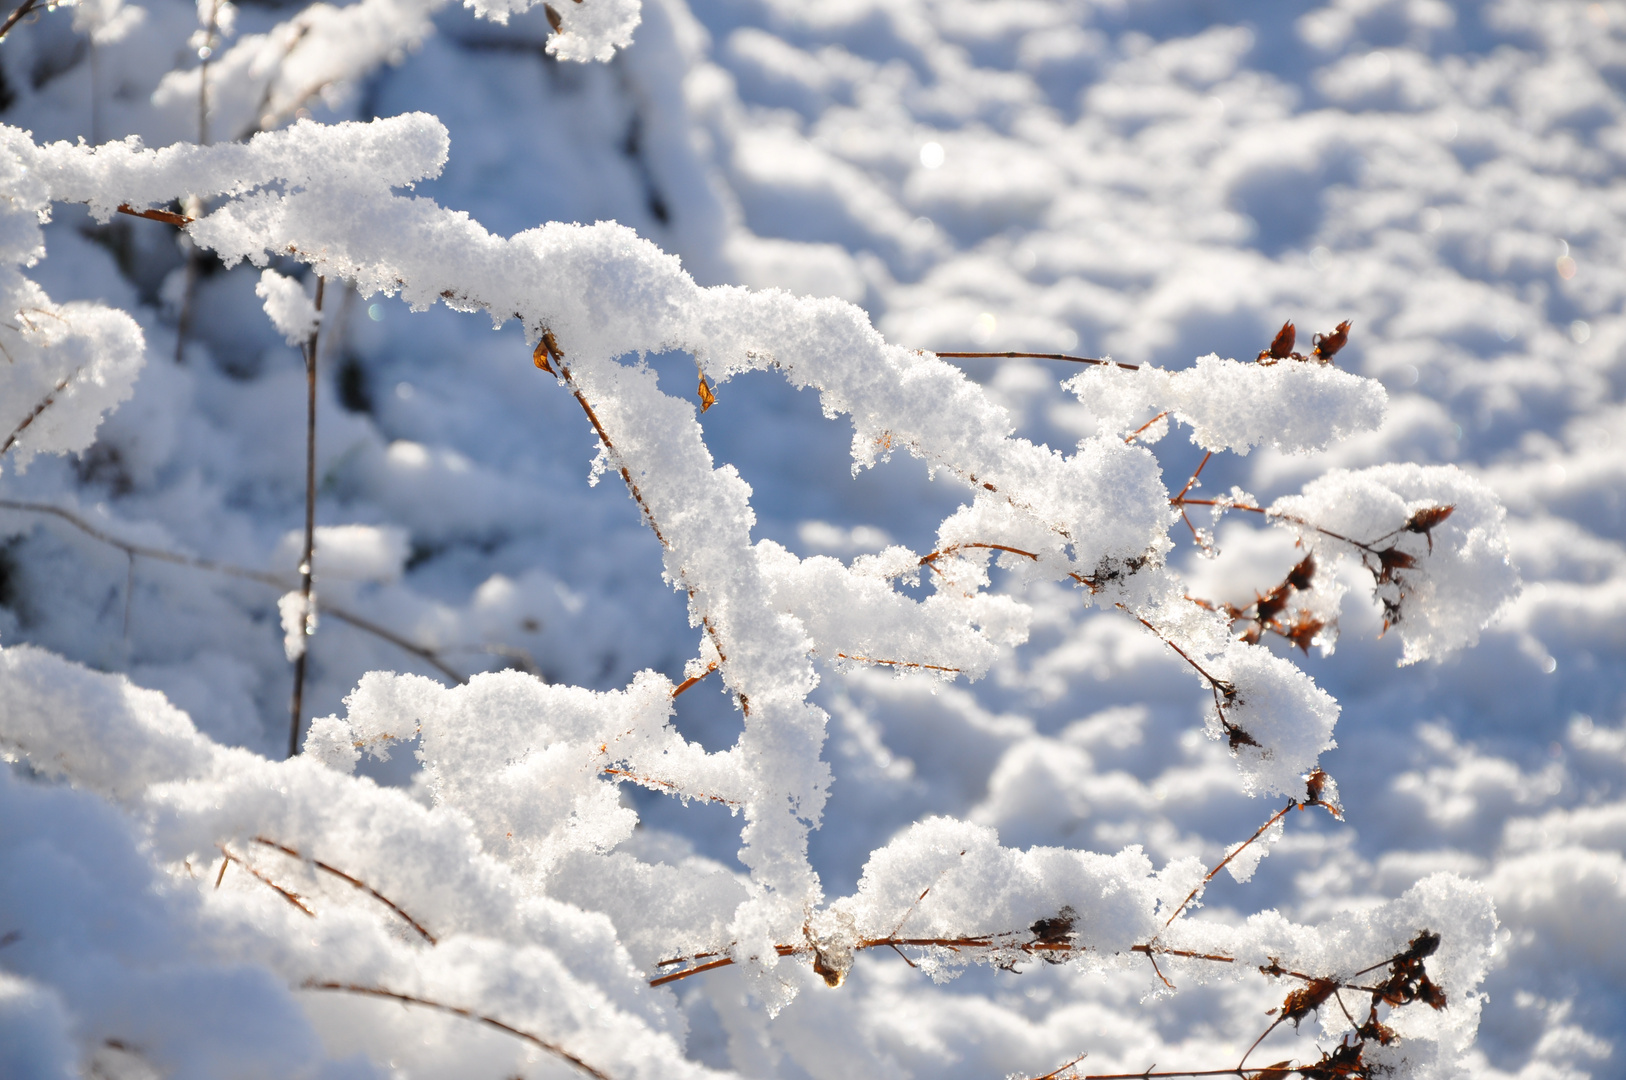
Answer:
(1258, 320, 1296, 363)
(1312, 319, 1352, 361)
(1404, 504, 1454, 553)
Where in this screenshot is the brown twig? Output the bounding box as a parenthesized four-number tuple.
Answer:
(1120, 607, 1237, 706)
(289, 276, 326, 759)
(251, 837, 435, 944)
(931, 351, 1139, 371)
(216, 844, 315, 916)
(536, 332, 737, 697)
(1173, 452, 1214, 504)
(919, 541, 1041, 568)
(1, 372, 78, 460)
(116, 203, 194, 227)
(832, 652, 962, 673)
(600, 767, 738, 807)
(671, 661, 717, 697)
(300, 981, 611, 1080)
(650, 935, 1239, 988)
(0, 0, 41, 42)
(1162, 799, 1298, 929)
(0, 498, 467, 683)
(1124, 411, 1169, 444)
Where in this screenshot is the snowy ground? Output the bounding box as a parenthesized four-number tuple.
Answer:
(2, 1, 1625, 1077)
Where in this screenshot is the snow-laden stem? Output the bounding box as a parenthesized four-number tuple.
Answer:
(250, 836, 438, 943)
(288, 275, 325, 758)
(1, 371, 76, 458)
(300, 982, 612, 1080)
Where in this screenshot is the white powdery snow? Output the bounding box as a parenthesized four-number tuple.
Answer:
(0, 0, 1618, 1077)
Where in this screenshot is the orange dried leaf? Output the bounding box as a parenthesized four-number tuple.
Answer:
(698, 376, 716, 412)
(532, 339, 554, 374)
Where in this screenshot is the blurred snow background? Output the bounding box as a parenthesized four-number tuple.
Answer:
(2, 0, 1624, 1076)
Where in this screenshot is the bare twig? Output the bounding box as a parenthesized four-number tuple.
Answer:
(251, 837, 436, 944)
(832, 652, 962, 673)
(536, 332, 737, 696)
(0, 498, 467, 683)
(289, 276, 326, 759)
(301, 981, 612, 1080)
(1, 371, 78, 460)
(116, 203, 194, 227)
(600, 767, 739, 807)
(1161, 800, 1298, 929)
(0, 0, 42, 42)
(671, 661, 717, 697)
(1124, 411, 1169, 444)
(217, 844, 314, 916)
(1173, 452, 1213, 503)
(650, 935, 1238, 988)
(931, 350, 1139, 371)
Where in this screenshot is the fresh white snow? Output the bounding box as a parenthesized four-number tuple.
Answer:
(0, 1, 1622, 1078)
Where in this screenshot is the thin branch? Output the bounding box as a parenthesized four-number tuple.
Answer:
(651, 936, 1238, 988)
(0, 498, 467, 683)
(1162, 799, 1298, 928)
(2, 371, 78, 460)
(1173, 452, 1213, 503)
(536, 332, 736, 690)
(1026, 1052, 1087, 1080)
(931, 350, 1139, 371)
(1120, 607, 1236, 704)
(1173, 499, 1380, 557)
(671, 661, 717, 697)
(919, 541, 1041, 568)
(1124, 411, 1168, 445)
(289, 276, 326, 759)
(116, 203, 194, 227)
(217, 844, 314, 916)
(833, 652, 962, 673)
(300, 981, 611, 1080)
(0, 0, 42, 42)
(318, 603, 467, 685)
(251, 837, 436, 944)
(600, 767, 739, 807)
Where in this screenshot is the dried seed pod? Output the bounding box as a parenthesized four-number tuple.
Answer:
(1312, 319, 1352, 361)
(1258, 320, 1296, 363)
